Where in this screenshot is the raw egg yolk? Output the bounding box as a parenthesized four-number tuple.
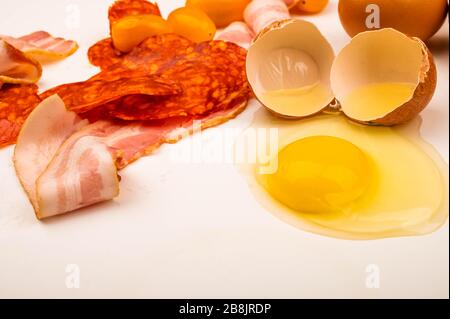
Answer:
(265, 136, 372, 214)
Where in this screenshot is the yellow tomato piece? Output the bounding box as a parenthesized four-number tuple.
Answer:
(185, 0, 251, 28)
(297, 0, 329, 14)
(111, 14, 172, 53)
(168, 7, 216, 43)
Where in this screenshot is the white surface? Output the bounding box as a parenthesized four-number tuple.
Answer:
(0, 0, 448, 298)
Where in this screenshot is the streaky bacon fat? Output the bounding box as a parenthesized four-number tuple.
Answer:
(14, 95, 247, 219)
(244, 0, 290, 35)
(215, 22, 255, 49)
(0, 40, 42, 84)
(36, 134, 120, 218)
(14, 95, 90, 216)
(0, 31, 78, 61)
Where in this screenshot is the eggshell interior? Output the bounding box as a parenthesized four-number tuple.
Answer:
(330, 28, 424, 122)
(246, 19, 335, 117)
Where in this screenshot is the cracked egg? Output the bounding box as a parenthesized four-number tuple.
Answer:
(246, 20, 437, 126)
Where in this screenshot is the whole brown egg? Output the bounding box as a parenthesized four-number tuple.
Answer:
(338, 0, 448, 41)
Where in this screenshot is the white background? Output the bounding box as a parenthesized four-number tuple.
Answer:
(0, 0, 448, 298)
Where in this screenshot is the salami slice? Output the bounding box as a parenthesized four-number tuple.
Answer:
(88, 38, 124, 70)
(40, 75, 181, 114)
(109, 0, 161, 27)
(0, 84, 41, 147)
(90, 35, 250, 120)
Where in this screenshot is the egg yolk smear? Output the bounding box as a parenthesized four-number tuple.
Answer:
(265, 136, 372, 214)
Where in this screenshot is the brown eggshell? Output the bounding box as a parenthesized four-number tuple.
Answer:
(345, 40, 437, 127)
(366, 47, 436, 126)
(338, 0, 449, 41)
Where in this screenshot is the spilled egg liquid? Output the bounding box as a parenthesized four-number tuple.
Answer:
(237, 109, 448, 240)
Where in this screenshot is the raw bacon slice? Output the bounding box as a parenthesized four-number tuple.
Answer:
(14, 94, 247, 219)
(96, 95, 248, 169)
(0, 40, 42, 85)
(40, 75, 181, 114)
(14, 95, 90, 215)
(244, 0, 290, 34)
(0, 84, 41, 148)
(215, 22, 255, 49)
(0, 31, 78, 61)
(14, 95, 116, 219)
(36, 134, 120, 218)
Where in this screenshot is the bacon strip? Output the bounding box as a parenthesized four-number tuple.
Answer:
(0, 31, 78, 61)
(14, 95, 247, 219)
(105, 96, 248, 169)
(215, 0, 296, 48)
(0, 40, 42, 84)
(14, 95, 90, 215)
(244, 0, 290, 35)
(36, 134, 120, 218)
(215, 22, 255, 49)
(14, 96, 116, 219)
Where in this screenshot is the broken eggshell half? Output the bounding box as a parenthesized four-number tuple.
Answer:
(246, 20, 437, 126)
(247, 19, 335, 119)
(331, 28, 437, 126)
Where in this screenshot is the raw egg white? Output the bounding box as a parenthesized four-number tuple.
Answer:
(237, 109, 448, 240)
